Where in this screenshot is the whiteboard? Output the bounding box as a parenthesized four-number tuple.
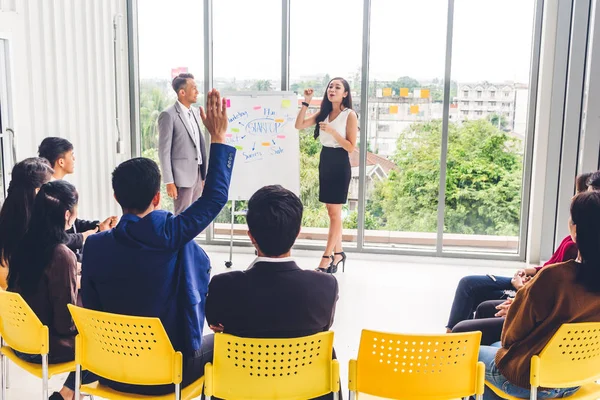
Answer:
(223, 92, 300, 200)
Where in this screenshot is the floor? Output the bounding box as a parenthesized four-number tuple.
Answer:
(4, 246, 528, 398)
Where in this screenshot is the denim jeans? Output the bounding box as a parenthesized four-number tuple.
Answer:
(478, 344, 579, 399)
(446, 275, 514, 329)
(13, 350, 97, 391)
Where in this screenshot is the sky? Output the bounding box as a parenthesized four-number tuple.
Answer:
(138, 0, 536, 85)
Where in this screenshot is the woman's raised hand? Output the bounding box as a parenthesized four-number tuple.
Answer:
(304, 88, 314, 103)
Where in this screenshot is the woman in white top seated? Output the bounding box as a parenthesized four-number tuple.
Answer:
(295, 77, 358, 273)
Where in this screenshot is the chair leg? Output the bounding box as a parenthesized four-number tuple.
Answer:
(530, 386, 538, 400)
(4, 360, 8, 389)
(74, 364, 81, 399)
(1, 352, 6, 400)
(175, 383, 181, 400)
(41, 354, 48, 400)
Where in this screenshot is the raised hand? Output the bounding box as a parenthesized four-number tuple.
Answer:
(304, 88, 314, 103)
(200, 89, 228, 144)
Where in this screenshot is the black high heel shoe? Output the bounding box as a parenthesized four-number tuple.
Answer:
(330, 251, 346, 273)
(316, 255, 333, 272)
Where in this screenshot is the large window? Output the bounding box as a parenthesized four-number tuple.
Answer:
(134, 0, 540, 259)
(137, 0, 204, 214)
(364, 0, 448, 251)
(446, 0, 535, 254)
(213, 0, 281, 93)
(290, 0, 363, 247)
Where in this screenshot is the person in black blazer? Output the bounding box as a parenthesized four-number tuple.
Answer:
(205, 185, 339, 398)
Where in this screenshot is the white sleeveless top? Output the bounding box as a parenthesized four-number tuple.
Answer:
(320, 108, 352, 148)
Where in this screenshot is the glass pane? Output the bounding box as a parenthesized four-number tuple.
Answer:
(443, 0, 535, 254)
(213, 0, 281, 93)
(212, 0, 282, 241)
(363, 0, 447, 251)
(290, 0, 363, 249)
(137, 0, 204, 225)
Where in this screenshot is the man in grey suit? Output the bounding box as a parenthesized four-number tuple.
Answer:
(158, 73, 208, 214)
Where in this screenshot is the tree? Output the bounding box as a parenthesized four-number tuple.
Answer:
(488, 113, 509, 130)
(140, 81, 173, 151)
(367, 119, 523, 235)
(251, 79, 274, 91)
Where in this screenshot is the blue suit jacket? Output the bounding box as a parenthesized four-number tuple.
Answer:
(81, 143, 235, 357)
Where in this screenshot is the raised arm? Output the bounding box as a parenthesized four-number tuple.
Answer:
(164, 89, 236, 248)
(295, 88, 319, 130)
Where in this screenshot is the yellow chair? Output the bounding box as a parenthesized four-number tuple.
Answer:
(348, 329, 485, 400)
(485, 322, 600, 400)
(0, 290, 76, 399)
(204, 331, 339, 400)
(68, 304, 204, 400)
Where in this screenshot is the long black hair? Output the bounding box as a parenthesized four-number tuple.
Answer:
(571, 191, 600, 293)
(8, 180, 78, 294)
(0, 158, 53, 265)
(314, 77, 353, 139)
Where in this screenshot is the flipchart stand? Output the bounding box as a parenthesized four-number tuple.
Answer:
(225, 200, 248, 268)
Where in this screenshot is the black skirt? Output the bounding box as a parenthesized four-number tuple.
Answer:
(319, 146, 351, 204)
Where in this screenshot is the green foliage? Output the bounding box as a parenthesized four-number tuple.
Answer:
(367, 119, 523, 235)
(251, 80, 274, 91)
(487, 113, 509, 130)
(141, 147, 174, 213)
(140, 81, 173, 152)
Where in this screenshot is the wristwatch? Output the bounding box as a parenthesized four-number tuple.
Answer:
(301, 101, 310, 107)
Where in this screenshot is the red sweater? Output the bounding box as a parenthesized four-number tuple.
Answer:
(534, 235, 578, 272)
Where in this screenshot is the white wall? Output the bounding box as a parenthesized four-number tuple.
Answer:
(0, 0, 131, 219)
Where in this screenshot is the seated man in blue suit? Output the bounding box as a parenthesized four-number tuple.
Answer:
(81, 89, 234, 396)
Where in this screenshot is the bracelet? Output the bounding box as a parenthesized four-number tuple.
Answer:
(301, 101, 310, 107)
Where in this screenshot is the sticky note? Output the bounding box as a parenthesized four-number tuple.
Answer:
(235, 146, 243, 150)
(231, 128, 240, 133)
(400, 88, 409, 97)
(225, 134, 233, 137)
(275, 118, 284, 123)
(261, 142, 271, 146)
(389, 105, 399, 114)
(253, 106, 261, 110)
(281, 99, 291, 108)
(420, 89, 430, 98)
(410, 105, 419, 114)
(226, 99, 231, 108)
(382, 87, 392, 97)
(277, 135, 286, 139)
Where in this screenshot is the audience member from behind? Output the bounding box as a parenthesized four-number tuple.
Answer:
(38, 137, 117, 261)
(0, 157, 53, 289)
(445, 171, 592, 334)
(205, 185, 339, 398)
(479, 190, 600, 399)
(8, 181, 97, 400)
(81, 89, 234, 396)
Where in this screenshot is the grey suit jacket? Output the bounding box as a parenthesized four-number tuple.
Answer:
(157, 102, 208, 187)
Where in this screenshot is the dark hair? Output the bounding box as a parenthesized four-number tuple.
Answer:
(112, 157, 161, 214)
(8, 180, 78, 294)
(246, 185, 303, 256)
(576, 172, 594, 193)
(38, 137, 74, 168)
(586, 171, 600, 191)
(314, 77, 353, 139)
(172, 73, 195, 94)
(0, 158, 54, 265)
(571, 191, 600, 293)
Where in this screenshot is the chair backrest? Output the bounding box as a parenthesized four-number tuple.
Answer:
(205, 331, 338, 400)
(350, 329, 484, 399)
(0, 291, 48, 354)
(534, 322, 600, 388)
(67, 305, 182, 386)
